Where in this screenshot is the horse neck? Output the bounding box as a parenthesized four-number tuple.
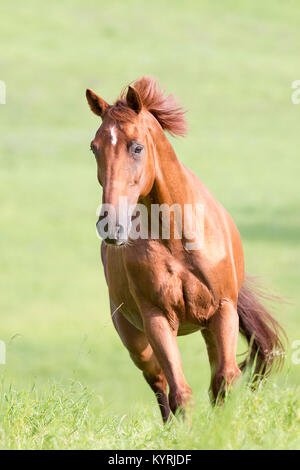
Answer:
(139, 124, 199, 248)
(145, 127, 190, 207)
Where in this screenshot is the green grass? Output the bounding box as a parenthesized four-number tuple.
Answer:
(0, 0, 300, 449)
(0, 378, 299, 450)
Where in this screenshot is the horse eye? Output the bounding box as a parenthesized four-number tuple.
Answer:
(90, 143, 98, 155)
(131, 143, 144, 156)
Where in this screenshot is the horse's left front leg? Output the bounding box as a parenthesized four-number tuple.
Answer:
(142, 308, 192, 417)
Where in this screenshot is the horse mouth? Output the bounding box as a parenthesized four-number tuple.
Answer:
(104, 238, 127, 247)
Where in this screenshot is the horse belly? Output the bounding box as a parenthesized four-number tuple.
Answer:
(177, 322, 202, 336)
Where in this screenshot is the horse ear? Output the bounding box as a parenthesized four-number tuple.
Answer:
(126, 86, 142, 113)
(86, 89, 109, 118)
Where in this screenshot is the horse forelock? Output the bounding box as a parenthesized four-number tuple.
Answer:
(106, 77, 187, 137)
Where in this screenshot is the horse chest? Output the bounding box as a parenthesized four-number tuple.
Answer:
(107, 243, 217, 331)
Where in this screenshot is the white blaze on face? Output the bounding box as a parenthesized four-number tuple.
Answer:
(110, 126, 117, 146)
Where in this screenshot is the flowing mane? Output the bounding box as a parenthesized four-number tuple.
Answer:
(107, 77, 187, 137)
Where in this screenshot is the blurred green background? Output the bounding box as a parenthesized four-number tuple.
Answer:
(0, 0, 299, 449)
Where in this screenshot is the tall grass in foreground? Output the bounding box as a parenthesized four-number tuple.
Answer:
(0, 376, 299, 450)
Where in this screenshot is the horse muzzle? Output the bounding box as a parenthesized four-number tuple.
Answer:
(96, 220, 127, 246)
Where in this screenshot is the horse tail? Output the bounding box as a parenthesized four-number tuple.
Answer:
(237, 275, 286, 377)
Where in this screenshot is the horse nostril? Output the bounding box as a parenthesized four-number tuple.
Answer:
(104, 224, 126, 246)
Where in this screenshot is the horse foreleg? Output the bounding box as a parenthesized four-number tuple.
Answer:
(202, 301, 241, 403)
(112, 309, 170, 422)
(201, 327, 219, 403)
(142, 308, 192, 417)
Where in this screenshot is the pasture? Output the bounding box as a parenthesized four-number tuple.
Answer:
(0, 0, 299, 449)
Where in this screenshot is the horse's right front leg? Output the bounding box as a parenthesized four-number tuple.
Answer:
(142, 307, 193, 417)
(112, 309, 170, 423)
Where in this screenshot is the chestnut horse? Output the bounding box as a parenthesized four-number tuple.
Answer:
(86, 77, 285, 422)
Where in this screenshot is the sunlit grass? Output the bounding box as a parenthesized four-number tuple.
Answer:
(0, 377, 299, 450)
